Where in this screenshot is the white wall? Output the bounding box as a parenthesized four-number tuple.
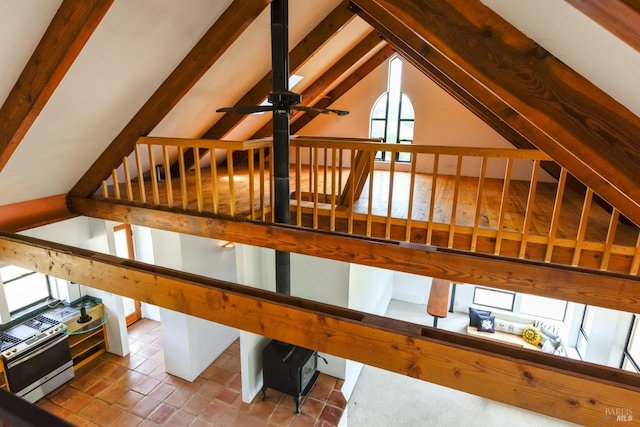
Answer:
(392, 271, 432, 305)
(149, 229, 240, 382)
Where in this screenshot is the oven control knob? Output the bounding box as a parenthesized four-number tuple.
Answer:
(11, 349, 17, 353)
(2, 352, 9, 357)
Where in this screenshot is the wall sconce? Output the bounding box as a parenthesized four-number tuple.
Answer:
(222, 241, 236, 248)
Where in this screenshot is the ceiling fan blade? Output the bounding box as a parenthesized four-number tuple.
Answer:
(216, 105, 275, 115)
(293, 105, 349, 116)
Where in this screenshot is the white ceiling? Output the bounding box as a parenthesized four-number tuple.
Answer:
(0, 0, 638, 206)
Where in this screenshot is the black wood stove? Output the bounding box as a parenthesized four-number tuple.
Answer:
(261, 340, 319, 413)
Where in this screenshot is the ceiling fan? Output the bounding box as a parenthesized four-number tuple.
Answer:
(216, 0, 349, 296)
(216, 0, 349, 118)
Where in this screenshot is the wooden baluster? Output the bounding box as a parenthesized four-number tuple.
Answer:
(426, 154, 439, 245)
(405, 153, 417, 242)
(572, 188, 593, 266)
(308, 147, 313, 202)
(227, 149, 236, 217)
(518, 159, 541, 258)
(112, 169, 121, 200)
(162, 146, 173, 208)
(348, 149, 356, 234)
(134, 144, 146, 204)
(330, 147, 337, 232)
(248, 148, 256, 220)
(313, 146, 319, 229)
(211, 149, 219, 215)
(338, 149, 344, 195)
(148, 145, 160, 205)
(470, 156, 487, 251)
(260, 148, 266, 221)
(544, 168, 568, 262)
(178, 146, 188, 209)
(323, 148, 328, 203)
(123, 156, 134, 202)
(448, 155, 463, 248)
(295, 145, 302, 226)
(494, 158, 513, 255)
(270, 147, 275, 222)
(194, 149, 203, 213)
(101, 180, 109, 198)
(366, 148, 375, 237)
(600, 208, 620, 270)
(385, 152, 397, 240)
(629, 232, 640, 275)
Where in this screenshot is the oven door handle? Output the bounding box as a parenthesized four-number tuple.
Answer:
(7, 334, 68, 369)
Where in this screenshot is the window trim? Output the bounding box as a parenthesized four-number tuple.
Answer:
(472, 286, 516, 312)
(621, 314, 639, 372)
(2, 268, 53, 317)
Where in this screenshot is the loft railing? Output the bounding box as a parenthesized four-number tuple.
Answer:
(97, 136, 640, 275)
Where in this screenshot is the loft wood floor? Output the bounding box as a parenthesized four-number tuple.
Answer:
(37, 319, 346, 426)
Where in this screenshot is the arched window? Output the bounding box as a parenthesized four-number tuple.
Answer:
(370, 56, 414, 162)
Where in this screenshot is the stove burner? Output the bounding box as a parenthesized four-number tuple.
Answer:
(22, 315, 58, 332)
(0, 333, 21, 352)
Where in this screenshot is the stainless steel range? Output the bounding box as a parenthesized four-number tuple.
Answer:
(1, 315, 74, 403)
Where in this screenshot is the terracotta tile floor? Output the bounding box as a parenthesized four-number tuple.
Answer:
(37, 319, 347, 426)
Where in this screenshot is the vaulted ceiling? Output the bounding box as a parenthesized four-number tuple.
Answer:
(1, 0, 639, 227)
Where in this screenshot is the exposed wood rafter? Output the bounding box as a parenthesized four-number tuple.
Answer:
(0, 195, 74, 232)
(173, 0, 356, 174)
(351, 0, 640, 227)
(251, 30, 387, 139)
(291, 44, 395, 133)
(0, 0, 114, 173)
(0, 230, 637, 426)
(69, 0, 271, 198)
(68, 197, 640, 313)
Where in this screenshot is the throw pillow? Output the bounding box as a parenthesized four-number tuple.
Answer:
(522, 325, 542, 345)
(541, 338, 556, 354)
(494, 318, 530, 336)
(535, 320, 561, 337)
(553, 345, 567, 357)
(469, 307, 491, 327)
(477, 314, 495, 333)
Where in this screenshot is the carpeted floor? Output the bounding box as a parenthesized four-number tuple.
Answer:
(346, 300, 577, 427)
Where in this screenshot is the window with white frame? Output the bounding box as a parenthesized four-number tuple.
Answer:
(622, 314, 639, 373)
(577, 306, 595, 359)
(472, 287, 515, 311)
(370, 56, 414, 163)
(1, 265, 52, 315)
(519, 294, 567, 321)
(472, 286, 567, 321)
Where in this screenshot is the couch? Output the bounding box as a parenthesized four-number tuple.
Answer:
(465, 307, 567, 356)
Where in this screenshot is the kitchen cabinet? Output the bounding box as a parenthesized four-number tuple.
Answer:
(0, 362, 7, 391)
(64, 304, 109, 371)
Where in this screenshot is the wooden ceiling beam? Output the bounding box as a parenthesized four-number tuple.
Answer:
(67, 197, 640, 313)
(0, 0, 113, 173)
(566, 0, 640, 52)
(251, 30, 387, 139)
(202, 0, 354, 140)
(291, 44, 395, 133)
(172, 0, 356, 173)
(0, 229, 637, 426)
(69, 0, 271, 198)
(0, 195, 75, 232)
(351, 0, 640, 227)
